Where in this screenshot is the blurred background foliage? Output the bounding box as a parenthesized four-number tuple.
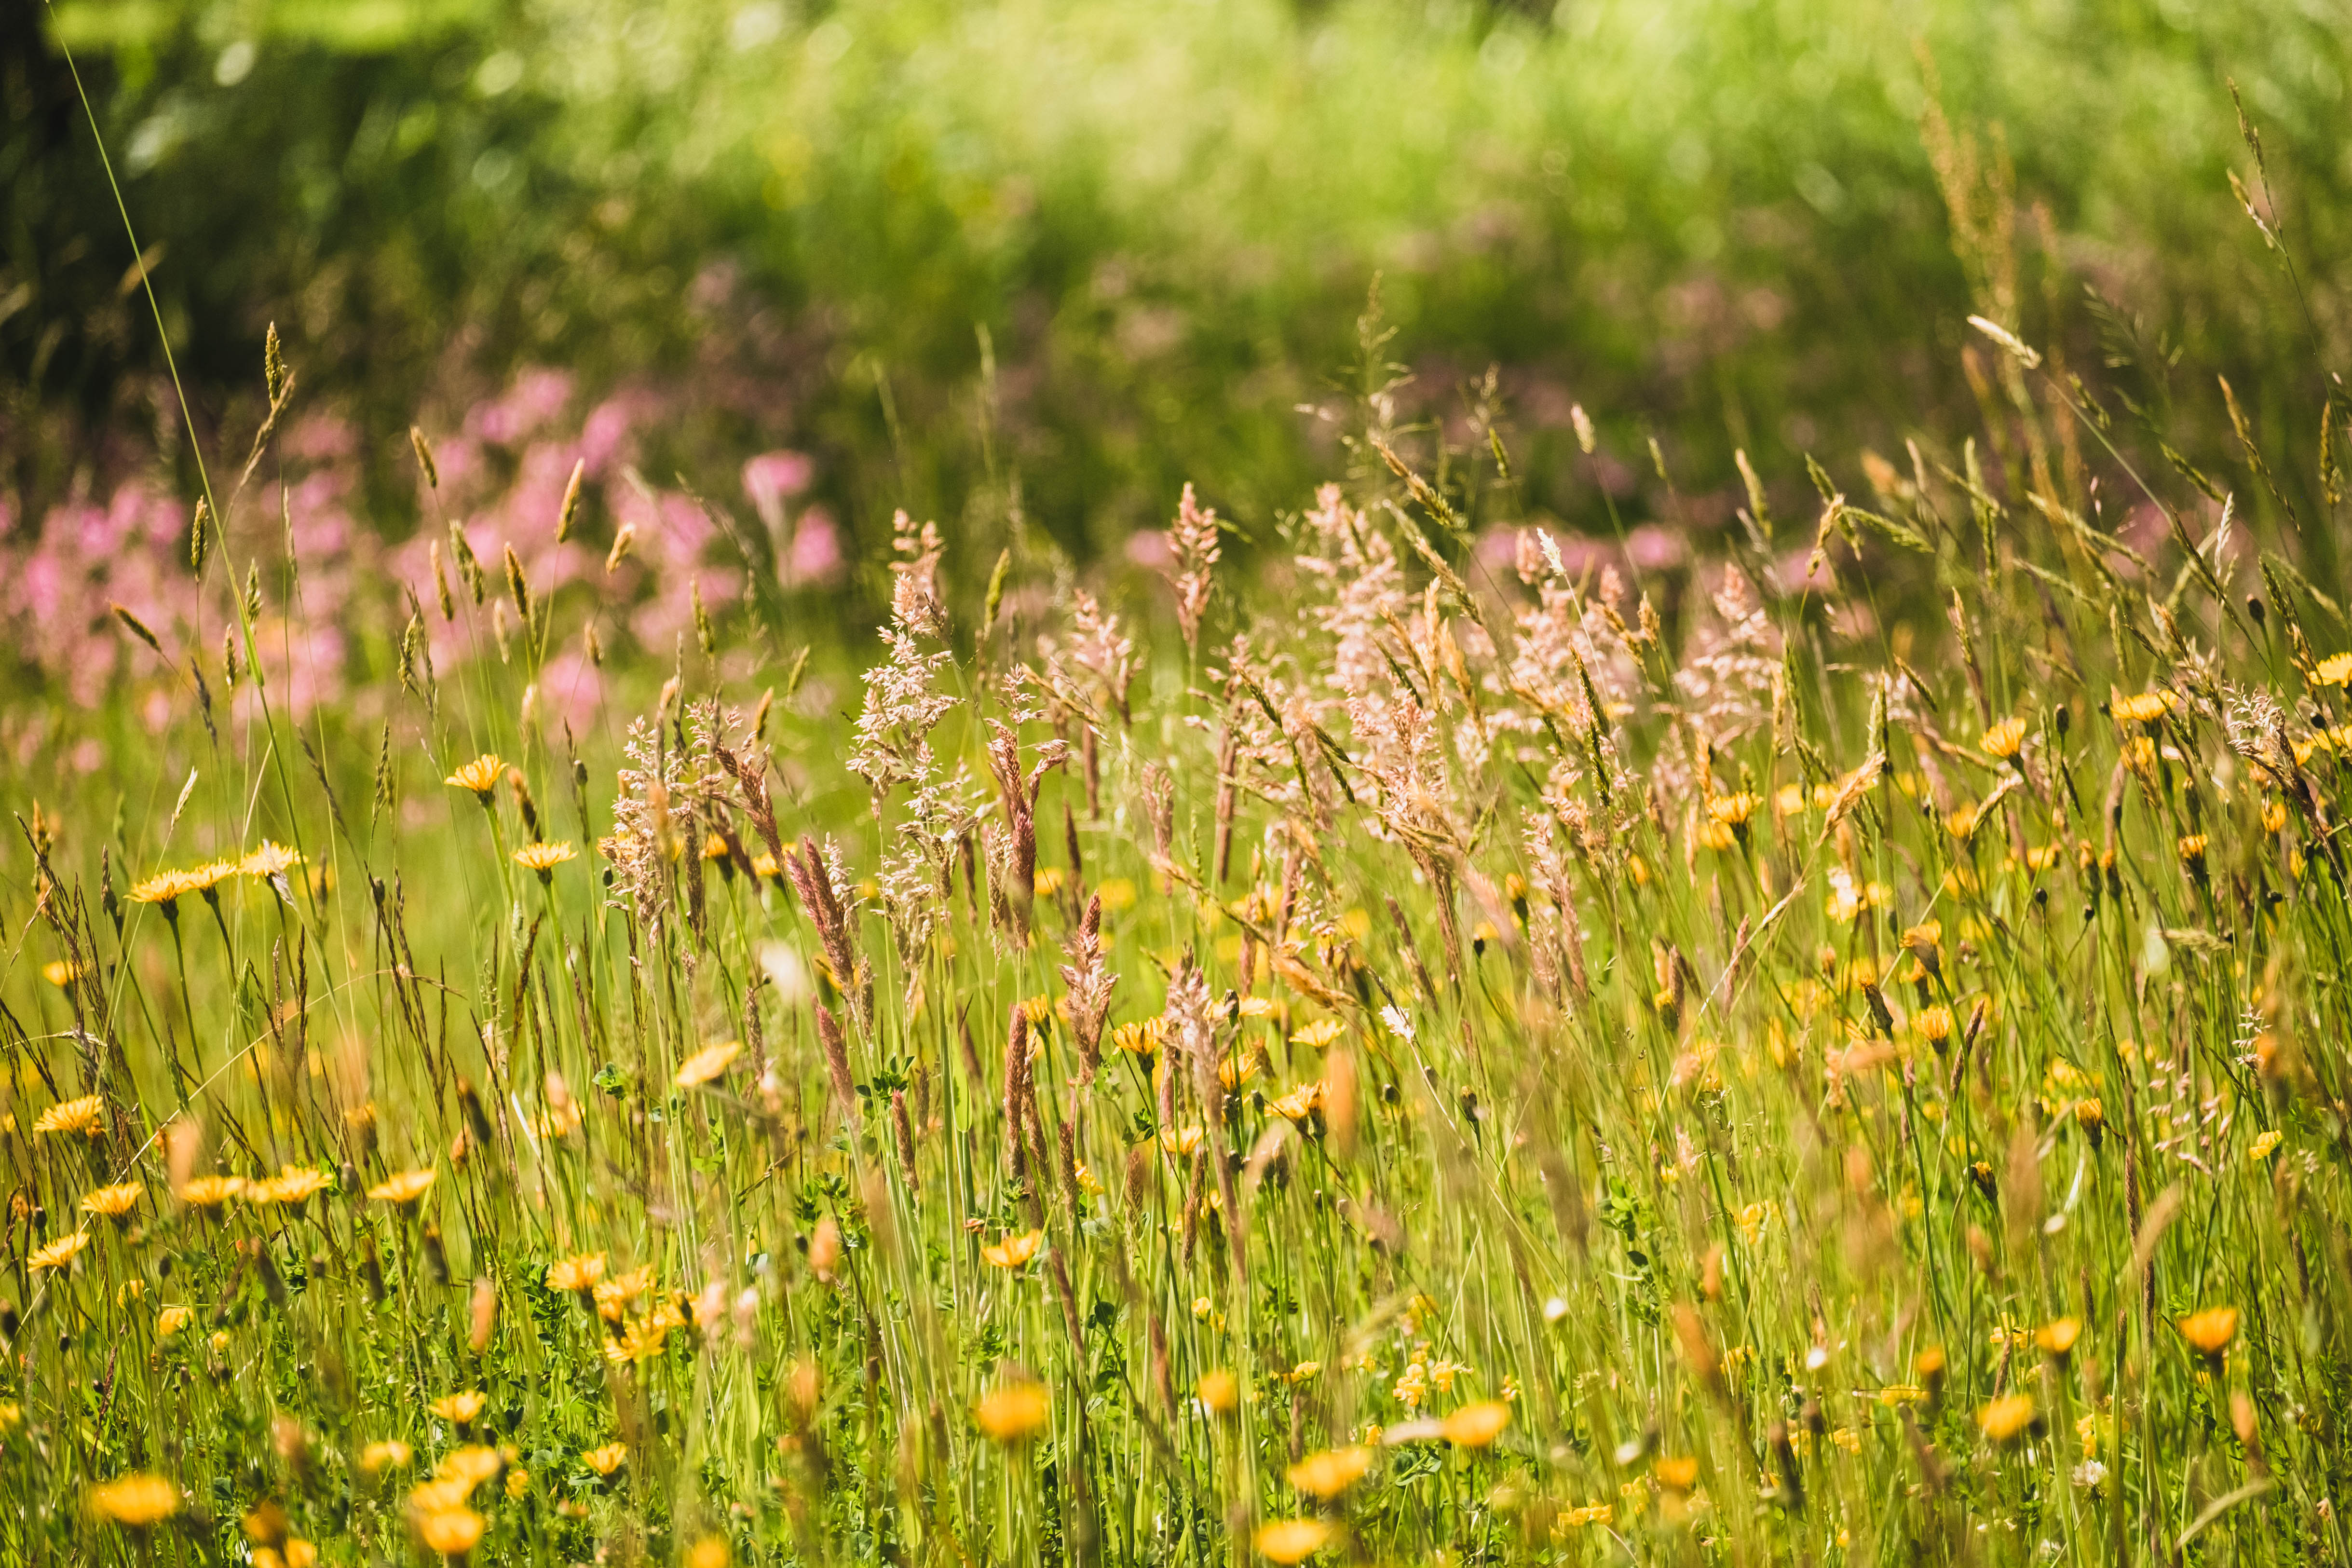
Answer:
(6, 0, 2350, 587)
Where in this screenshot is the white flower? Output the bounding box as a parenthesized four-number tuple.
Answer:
(1380, 1006, 1415, 1043)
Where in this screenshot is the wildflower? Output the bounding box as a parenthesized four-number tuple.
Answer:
(1977, 1393, 2037, 1444)
(2037, 1318, 2082, 1357)
(2249, 1130, 2283, 1161)
(973, 1379, 1052, 1444)
(674, 1039, 744, 1088)
(82, 1182, 143, 1221)
(547, 1253, 607, 1295)
(34, 1094, 105, 1137)
(369, 1168, 437, 1206)
(687, 1538, 730, 1568)
(360, 1440, 415, 1474)
(435, 1446, 505, 1489)
(2176, 1307, 2238, 1359)
(1290, 1018, 1343, 1049)
(157, 1305, 192, 1338)
(1287, 1446, 1372, 1498)
(28, 1230, 90, 1271)
(250, 1166, 331, 1208)
(982, 1230, 1043, 1269)
(1653, 1455, 1699, 1492)
(41, 958, 83, 986)
(1253, 1519, 1337, 1564)
(2109, 689, 2176, 724)
(87, 1473, 180, 1527)
(512, 841, 576, 875)
(1112, 1018, 1164, 1056)
(1980, 716, 2028, 758)
(1269, 1082, 1324, 1122)
(1160, 1125, 1206, 1157)
(412, 1505, 484, 1557)
(582, 1442, 628, 1477)
(430, 1390, 486, 1425)
(2313, 652, 2352, 687)
(178, 1174, 245, 1209)
(445, 754, 503, 800)
(241, 841, 303, 877)
(1197, 1369, 1239, 1415)
(1442, 1401, 1511, 1448)
(128, 870, 198, 907)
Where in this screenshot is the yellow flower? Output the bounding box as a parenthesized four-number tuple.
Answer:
(435, 1445, 505, 1490)
(686, 1537, 731, 1568)
(1653, 1455, 1699, 1492)
(412, 1505, 484, 1556)
(360, 1439, 415, 1475)
(593, 1264, 655, 1321)
(178, 1174, 245, 1209)
(1268, 1082, 1324, 1122)
(41, 958, 83, 987)
(1980, 716, 2028, 758)
(2036, 1318, 2081, 1356)
(128, 869, 199, 906)
(1197, 1369, 1239, 1416)
(1113, 1018, 1165, 1056)
(28, 1230, 90, 1271)
(1915, 1004, 1954, 1045)
(1286, 1446, 1371, 1499)
(181, 859, 239, 895)
(429, 1390, 486, 1425)
(250, 1166, 331, 1208)
(2176, 1306, 2238, 1358)
(1977, 1393, 2037, 1443)
(1253, 1519, 1338, 1564)
(369, 1168, 437, 1206)
(1159, 1125, 1205, 1156)
(2109, 688, 2177, 724)
(34, 1094, 105, 1137)
(241, 841, 303, 877)
(81, 1185, 141, 1222)
(2313, 652, 2352, 687)
(547, 1253, 607, 1294)
(512, 841, 577, 873)
(87, 1473, 180, 1527)
(1235, 995, 1277, 1020)
(156, 1305, 193, 1339)
(981, 1229, 1044, 1269)
(674, 1039, 744, 1088)
(1289, 1019, 1343, 1050)
(2249, 1130, 2284, 1161)
(1441, 1400, 1511, 1448)
(1032, 865, 1066, 897)
(445, 754, 504, 798)
(582, 1442, 628, 1477)
(973, 1380, 1052, 1444)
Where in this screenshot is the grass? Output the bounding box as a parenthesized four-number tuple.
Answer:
(3, 285, 2352, 1567)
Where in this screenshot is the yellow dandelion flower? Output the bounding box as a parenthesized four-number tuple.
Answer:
(412, 1505, 484, 1557)
(2176, 1306, 2238, 1358)
(2037, 1318, 2081, 1356)
(1112, 1018, 1164, 1056)
(128, 869, 198, 906)
(369, 1168, 437, 1206)
(2313, 652, 2352, 687)
(1441, 1400, 1511, 1448)
(2109, 688, 2176, 724)
(178, 1174, 245, 1209)
(1653, 1455, 1699, 1492)
(240, 841, 303, 877)
(360, 1439, 415, 1475)
(444, 754, 503, 798)
(87, 1473, 180, 1528)
(1197, 1369, 1239, 1416)
(1159, 1125, 1205, 1157)
(582, 1442, 628, 1477)
(982, 1229, 1044, 1268)
(156, 1305, 193, 1339)
(429, 1390, 486, 1425)
(973, 1380, 1052, 1444)
(1980, 716, 2028, 758)
(1289, 1018, 1343, 1049)
(251, 1166, 331, 1208)
(673, 1039, 744, 1088)
(512, 841, 577, 874)
(82, 1182, 143, 1220)
(28, 1230, 91, 1271)
(1268, 1082, 1324, 1122)
(434, 1445, 505, 1490)
(546, 1253, 607, 1294)
(41, 958, 83, 987)
(1977, 1393, 2037, 1443)
(34, 1094, 106, 1137)
(1253, 1519, 1338, 1565)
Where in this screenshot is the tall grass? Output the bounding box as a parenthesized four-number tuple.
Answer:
(4, 263, 2351, 1567)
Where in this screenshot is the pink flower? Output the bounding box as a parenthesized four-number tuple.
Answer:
(743, 450, 814, 525)
(787, 508, 843, 586)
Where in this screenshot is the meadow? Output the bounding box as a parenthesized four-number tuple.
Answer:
(4, 270, 2351, 1564)
(7, 2, 2352, 1564)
